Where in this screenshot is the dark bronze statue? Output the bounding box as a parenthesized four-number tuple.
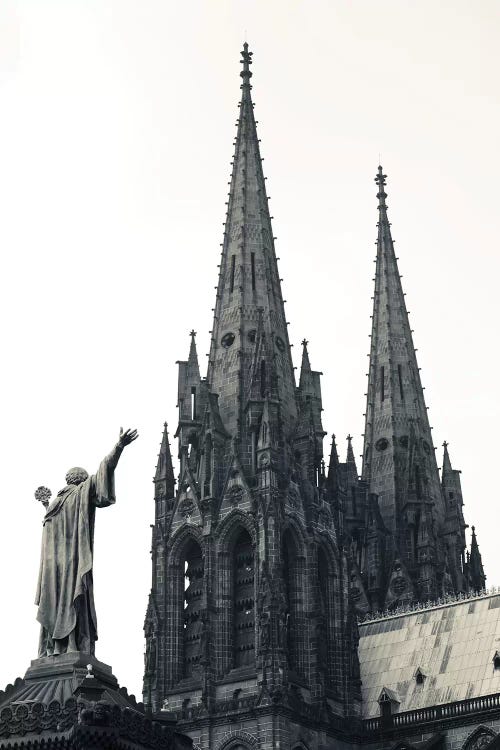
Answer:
(35, 428, 138, 657)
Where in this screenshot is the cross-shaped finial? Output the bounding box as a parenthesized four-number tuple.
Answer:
(375, 165, 387, 208)
(375, 165, 386, 188)
(240, 42, 253, 84)
(347, 434, 353, 442)
(190, 329, 197, 338)
(301, 338, 309, 347)
(443, 440, 448, 449)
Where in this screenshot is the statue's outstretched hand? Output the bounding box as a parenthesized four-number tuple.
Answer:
(118, 427, 139, 448)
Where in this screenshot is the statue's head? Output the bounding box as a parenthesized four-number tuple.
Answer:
(65, 467, 89, 486)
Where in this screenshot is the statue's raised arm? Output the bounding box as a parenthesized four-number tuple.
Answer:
(35, 427, 138, 658)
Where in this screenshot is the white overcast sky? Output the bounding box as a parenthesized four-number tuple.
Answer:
(1, 1, 499, 699)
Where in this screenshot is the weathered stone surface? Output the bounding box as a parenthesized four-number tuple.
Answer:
(0, 653, 191, 750)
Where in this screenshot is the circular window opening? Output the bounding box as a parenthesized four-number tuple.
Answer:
(221, 332, 235, 349)
(247, 329, 257, 343)
(275, 336, 285, 352)
(375, 437, 389, 452)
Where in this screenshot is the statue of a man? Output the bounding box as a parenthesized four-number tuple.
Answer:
(35, 428, 138, 657)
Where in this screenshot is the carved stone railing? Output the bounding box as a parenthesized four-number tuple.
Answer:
(364, 692, 500, 733)
(0, 698, 179, 748)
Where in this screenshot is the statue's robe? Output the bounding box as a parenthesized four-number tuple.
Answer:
(35, 451, 118, 655)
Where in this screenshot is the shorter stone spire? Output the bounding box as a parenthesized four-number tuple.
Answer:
(154, 422, 176, 519)
(188, 329, 199, 369)
(299, 339, 312, 389)
(362, 164, 446, 604)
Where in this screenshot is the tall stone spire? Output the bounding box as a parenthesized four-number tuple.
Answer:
(206, 44, 297, 440)
(361, 166, 445, 600)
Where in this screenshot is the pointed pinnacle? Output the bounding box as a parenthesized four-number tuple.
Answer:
(442, 441, 453, 473)
(346, 434, 356, 464)
(188, 330, 199, 365)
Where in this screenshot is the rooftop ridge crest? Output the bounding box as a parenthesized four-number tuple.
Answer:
(358, 586, 499, 625)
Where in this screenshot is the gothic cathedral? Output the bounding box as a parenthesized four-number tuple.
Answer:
(143, 45, 490, 750)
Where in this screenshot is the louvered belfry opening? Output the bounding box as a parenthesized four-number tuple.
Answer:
(317, 547, 333, 686)
(233, 529, 255, 668)
(183, 539, 204, 678)
(282, 530, 305, 677)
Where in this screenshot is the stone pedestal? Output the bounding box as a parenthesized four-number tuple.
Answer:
(0, 652, 191, 749)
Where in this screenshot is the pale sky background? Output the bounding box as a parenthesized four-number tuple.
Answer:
(1, 0, 499, 700)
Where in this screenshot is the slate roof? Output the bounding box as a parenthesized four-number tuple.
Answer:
(358, 591, 500, 718)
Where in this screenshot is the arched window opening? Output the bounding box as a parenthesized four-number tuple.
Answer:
(233, 529, 255, 668)
(183, 540, 204, 678)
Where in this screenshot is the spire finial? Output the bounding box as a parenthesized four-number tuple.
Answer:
(190, 329, 197, 339)
(240, 42, 253, 87)
(301, 338, 309, 348)
(375, 165, 387, 209)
